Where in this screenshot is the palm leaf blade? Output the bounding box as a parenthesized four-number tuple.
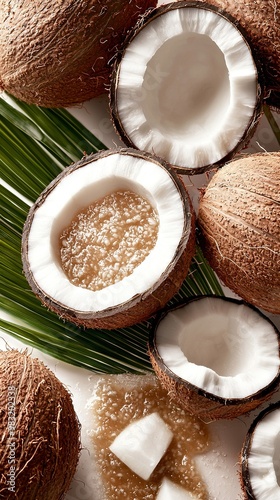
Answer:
(1, 93, 224, 373)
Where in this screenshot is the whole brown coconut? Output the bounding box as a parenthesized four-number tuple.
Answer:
(0, 349, 81, 499)
(0, 0, 156, 108)
(198, 152, 280, 314)
(206, 0, 280, 109)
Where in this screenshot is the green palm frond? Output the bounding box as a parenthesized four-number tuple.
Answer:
(1, 92, 225, 373)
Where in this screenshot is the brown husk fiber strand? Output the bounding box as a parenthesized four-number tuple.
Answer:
(148, 298, 280, 422)
(0, 0, 156, 108)
(198, 152, 280, 314)
(240, 401, 280, 499)
(21, 148, 196, 330)
(0, 349, 81, 500)
(206, 0, 280, 109)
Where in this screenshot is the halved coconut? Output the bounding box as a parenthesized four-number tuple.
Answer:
(22, 148, 195, 330)
(241, 401, 280, 499)
(110, 1, 263, 174)
(148, 296, 280, 421)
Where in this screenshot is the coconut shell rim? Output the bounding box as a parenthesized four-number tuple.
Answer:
(241, 400, 280, 500)
(109, 0, 265, 176)
(148, 295, 280, 406)
(22, 147, 195, 322)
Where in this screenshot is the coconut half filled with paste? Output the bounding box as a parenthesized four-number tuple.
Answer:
(22, 148, 195, 329)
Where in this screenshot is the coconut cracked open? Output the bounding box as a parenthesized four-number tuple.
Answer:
(1, 0, 280, 499)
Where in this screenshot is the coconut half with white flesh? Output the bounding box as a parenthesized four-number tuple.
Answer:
(110, 1, 263, 175)
(148, 296, 280, 421)
(241, 401, 280, 499)
(22, 148, 195, 330)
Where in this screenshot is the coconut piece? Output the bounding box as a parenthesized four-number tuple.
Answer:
(21, 148, 195, 330)
(88, 373, 210, 498)
(0, 0, 156, 107)
(0, 349, 80, 499)
(109, 412, 173, 480)
(148, 296, 280, 421)
(241, 402, 280, 499)
(110, 1, 263, 174)
(207, 0, 280, 110)
(157, 477, 198, 499)
(197, 152, 280, 315)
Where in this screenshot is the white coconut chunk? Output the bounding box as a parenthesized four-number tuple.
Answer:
(27, 153, 185, 313)
(109, 412, 173, 480)
(116, 7, 257, 169)
(156, 477, 198, 499)
(248, 408, 280, 499)
(156, 298, 279, 399)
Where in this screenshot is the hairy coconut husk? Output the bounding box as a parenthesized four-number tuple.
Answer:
(0, 349, 81, 499)
(197, 152, 280, 315)
(0, 0, 156, 108)
(22, 148, 196, 330)
(206, 0, 280, 109)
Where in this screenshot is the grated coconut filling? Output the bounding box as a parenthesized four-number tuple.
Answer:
(248, 408, 280, 498)
(27, 153, 185, 313)
(156, 298, 279, 399)
(116, 7, 257, 169)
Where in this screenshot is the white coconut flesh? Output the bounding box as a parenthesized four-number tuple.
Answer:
(156, 477, 198, 499)
(26, 152, 185, 314)
(155, 297, 280, 399)
(246, 407, 280, 499)
(109, 412, 173, 480)
(114, 6, 258, 171)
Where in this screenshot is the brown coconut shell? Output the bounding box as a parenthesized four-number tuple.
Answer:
(148, 296, 280, 422)
(0, 349, 81, 499)
(0, 0, 156, 108)
(197, 152, 280, 315)
(206, 0, 280, 110)
(21, 148, 196, 330)
(240, 401, 280, 499)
